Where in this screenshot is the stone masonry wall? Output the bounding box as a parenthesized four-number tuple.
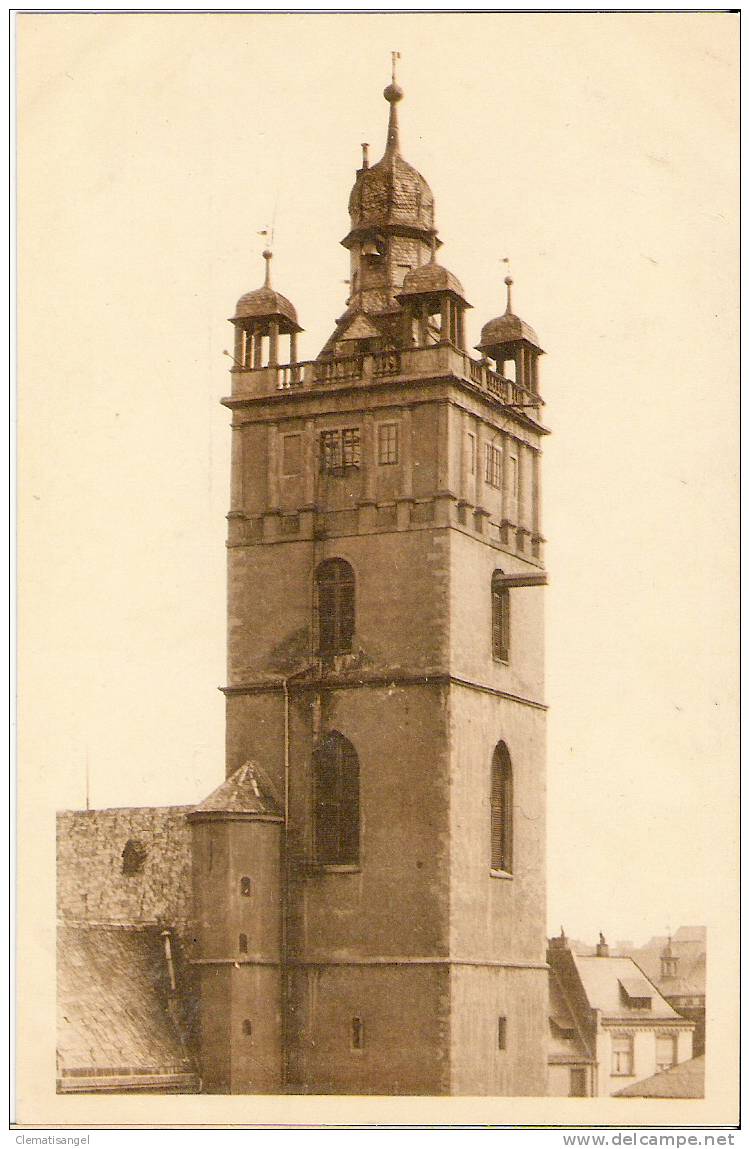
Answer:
(57, 806, 194, 932)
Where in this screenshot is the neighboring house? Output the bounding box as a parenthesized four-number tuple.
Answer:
(614, 1054, 705, 1099)
(612, 927, 706, 1055)
(56, 806, 200, 1094)
(547, 933, 694, 1097)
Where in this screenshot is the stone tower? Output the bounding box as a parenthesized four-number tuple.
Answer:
(214, 63, 549, 1096)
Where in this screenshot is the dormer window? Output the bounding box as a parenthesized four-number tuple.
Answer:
(619, 977, 653, 1010)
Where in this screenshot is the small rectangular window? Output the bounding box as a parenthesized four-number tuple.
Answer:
(240, 876, 253, 897)
(656, 1034, 677, 1072)
(509, 454, 518, 496)
(467, 433, 476, 475)
(485, 443, 502, 489)
(320, 428, 361, 473)
(377, 423, 399, 465)
(282, 433, 302, 476)
(570, 1067, 587, 1097)
(351, 1015, 365, 1051)
(611, 1034, 634, 1076)
(242, 1019, 252, 1037)
(239, 933, 248, 954)
(497, 1016, 507, 1050)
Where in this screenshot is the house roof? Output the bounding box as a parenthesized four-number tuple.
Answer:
(615, 1055, 705, 1099)
(189, 760, 283, 820)
(572, 954, 683, 1021)
(548, 970, 593, 1060)
(57, 925, 198, 1090)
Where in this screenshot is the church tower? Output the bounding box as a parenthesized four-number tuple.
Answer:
(215, 61, 549, 1095)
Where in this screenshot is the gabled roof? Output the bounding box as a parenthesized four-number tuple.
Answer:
(57, 925, 198, 1092)
(615, 1055, 705, 1099)
(573, 954, 683, 1021)
(189, 761, 282, 820)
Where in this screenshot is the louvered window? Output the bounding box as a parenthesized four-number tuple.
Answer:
(316, 559, 355, 657)
(490, 742, 513, 874)
(314, 732, 360, 866)
(492, 572, 511, 662)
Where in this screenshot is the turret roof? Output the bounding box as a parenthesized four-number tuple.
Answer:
(189, 761, 282, 820)
(232, 251, 301, 331)
(477, 276, 543, 352)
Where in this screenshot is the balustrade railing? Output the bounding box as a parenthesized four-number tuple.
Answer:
(237, 345, 541, 412)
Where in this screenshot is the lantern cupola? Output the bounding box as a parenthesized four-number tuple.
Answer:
(231, 250, 302, 369)
(477, 275, 543, 393)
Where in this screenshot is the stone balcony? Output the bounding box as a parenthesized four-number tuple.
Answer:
(226, 343, 544, 416)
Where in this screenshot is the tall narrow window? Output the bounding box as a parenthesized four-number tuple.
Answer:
(497, 1016, 507, 1050)
(240, 876, 253, 897)
(492, 572, 511, 662)
(485, 443, 503, 489)
(316, 559, 355, 657)
(377, 423, 399, 465)
(490, 741, 513, 874)
(314, 731, 360, 866)
(467, 433, 476, 475)
(238, 933, 248, 954)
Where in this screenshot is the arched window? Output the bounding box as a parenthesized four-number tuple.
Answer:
(315, 559, 355, 657)
(491, 571, 510, 662)
(313, 731, 360, 866)
(490, 742, 513, 874)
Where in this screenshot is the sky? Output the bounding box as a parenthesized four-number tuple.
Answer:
(18, 12, 738, 947)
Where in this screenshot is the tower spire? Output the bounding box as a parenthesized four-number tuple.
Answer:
(263, 248, 273, 288)
(383, 51, 403, 156)
(504, 275, 514, 315)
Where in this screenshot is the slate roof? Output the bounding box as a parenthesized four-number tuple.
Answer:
(233, 285, 300, 330)
(572, 955, 683, 1022)
(57, 925, 198, 1092)
(478, 310, 542, 352)
(189, 760, 282, 819)
(615, 1055, 705, 1099)
(398, 261, 466, 301)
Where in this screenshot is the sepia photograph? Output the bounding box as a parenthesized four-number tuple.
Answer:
(15, 9, 739, 1127)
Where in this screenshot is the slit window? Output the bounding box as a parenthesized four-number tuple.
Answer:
(239, 933, 248, 954)
(492, 572, 511, 662)
(351, 1016, 365, 1051)
(497, 1016, 507, 1050)
(490, 742, 513, 874)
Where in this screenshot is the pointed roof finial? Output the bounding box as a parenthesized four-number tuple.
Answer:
(383, 51, 403, 156)
(501, 256, 513, 314)
(262, 248, 273, 288)
(361, 142, 369, 169)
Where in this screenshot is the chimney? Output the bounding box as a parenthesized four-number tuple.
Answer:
(596, 931, 610, 958)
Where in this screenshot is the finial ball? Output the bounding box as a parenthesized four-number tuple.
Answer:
(262, 249, 273, 260)
(504, 275, 513, 287)
(384, 82, 404, 104)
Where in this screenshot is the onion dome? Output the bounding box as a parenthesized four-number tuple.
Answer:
(477, 276, 542, 353)
(232, 250, 301, 333)
(346, 71, 435, 240)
